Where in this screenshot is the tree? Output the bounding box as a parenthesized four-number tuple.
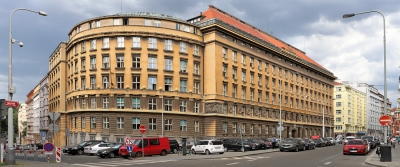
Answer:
(0, 106, 19, 140)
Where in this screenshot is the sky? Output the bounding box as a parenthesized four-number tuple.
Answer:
(0, 0, 399, 107)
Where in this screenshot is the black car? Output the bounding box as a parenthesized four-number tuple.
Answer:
(246, 139, 266, 150)
(63, 140, 105, 155)
(313, 138, 326, 147)
(322, 138, 332, 146)
(303, 139, 315, 150)
(361, 136, 376, 149)
(222, 138, 251, 152)
(97, 143, 123, 158)
(169, 139, 180, 153)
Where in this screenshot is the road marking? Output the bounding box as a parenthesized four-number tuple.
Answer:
(324, 162, 331, 165)
(221, 158, 228, 159)
(227, 162, 239, 166)
(320, 153, 341, 162)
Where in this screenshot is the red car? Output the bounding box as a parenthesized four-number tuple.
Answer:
(343, 139, 368, 155)
(119, 137, 170, 158)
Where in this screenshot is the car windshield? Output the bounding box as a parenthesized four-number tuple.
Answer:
(346, 137, 355, 141)
(347, 140, 363, 145)
(78, 142, 87, 146)
(304, 139, 310, 142)
(312, 139, 320, 142)
(361, 136, 373, 142)
(112, 144, 122, 148)
(284, 139, 297, 143)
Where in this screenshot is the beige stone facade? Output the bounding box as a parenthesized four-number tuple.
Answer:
(45, 8, 336, 147)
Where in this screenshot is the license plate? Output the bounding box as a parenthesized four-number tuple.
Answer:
(215, 147, 220, 149)
(350, 150, 357, 152)
(121, 153, 126, 155)
(284, 147, 289, 148)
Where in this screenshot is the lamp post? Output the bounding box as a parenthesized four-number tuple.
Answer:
(343, 10, 387, 144)
(8, 8, 47, 165)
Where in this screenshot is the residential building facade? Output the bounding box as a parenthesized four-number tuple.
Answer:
(46, 6, 336, 147)
(18, 103, 28, 145)
(25, 89, 34, 143)
(39, 76, 49, 142)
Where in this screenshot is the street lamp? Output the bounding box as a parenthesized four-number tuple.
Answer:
(343, 10, 387, 144)
(8, 8, 47, 165)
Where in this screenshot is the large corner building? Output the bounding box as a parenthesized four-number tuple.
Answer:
(47, 5, 336, 147)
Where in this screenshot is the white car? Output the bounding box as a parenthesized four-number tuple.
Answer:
(191, 140, 224, 155)
(327, 137, 336, 145)
(344, 136, 355, 144)
(84, 143, 114, 155)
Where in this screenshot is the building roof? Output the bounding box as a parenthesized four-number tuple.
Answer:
(200, 5, 325, 69)
(334, 81, 342, 85)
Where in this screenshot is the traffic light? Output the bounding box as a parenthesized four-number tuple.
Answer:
(0, 99, 5, 120)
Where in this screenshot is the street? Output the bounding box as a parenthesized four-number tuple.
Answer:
(57, 144, 375, 167)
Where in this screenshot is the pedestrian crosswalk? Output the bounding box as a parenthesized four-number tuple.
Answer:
(70, 159, 177, 167)
(219, 156, 269, 161)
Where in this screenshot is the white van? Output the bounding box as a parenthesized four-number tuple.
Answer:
(344, 136, 355, 144)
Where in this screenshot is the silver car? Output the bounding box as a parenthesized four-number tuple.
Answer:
(327, 137, 336, 145)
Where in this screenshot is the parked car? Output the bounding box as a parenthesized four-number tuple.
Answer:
(361, 136, 376, 149)
(322, 138, 332, 146)
(344, 136, 355, 145)
(119, 137, 170, 158)
(279, 138, 306, 152)
(63, 140, 105, 155)
(327, 137, 336, 145)
(169, 139, 180, 153)
(361, 139, 370, 153)
(336, 138, 343, 144)
(84, 143, 114, 155)
(245, 139, 266, 150)
(313, 138, 326, 147)
(303, 138, 315, 150)
(97, 143, 123, 158)
(343, 139, 368, 155)
(222, 138, 251, 152)
(191, 140, 224, 155)
(258, 138, 272, 149)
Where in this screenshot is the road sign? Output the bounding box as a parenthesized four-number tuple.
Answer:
(277, 126, 284, 132)
(48, 123, 60, 132)
(49, 112, 61, 121)
(139, 125, 146, 133)
(5, 100, 18, 108)
(379, 115, 392, 126)
(43, 142, 54, 152)
(56, 147, 61, 163)
(126, 145, 132, 152)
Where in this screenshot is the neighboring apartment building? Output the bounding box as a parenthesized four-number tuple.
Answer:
(32, 85, 41, 142)
(18, 103, 28, 145)
(25, 89, 34, 143)
(39, 76, 49, 142)
(46, 6, 336, 147)
(392, 76, 400, 137)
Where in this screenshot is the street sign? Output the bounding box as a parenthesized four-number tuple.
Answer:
(277, 126, 284, 132)
(43, 142, 54, 152)
(49, 112, 61, 121)
(379, 115, 392, 126)
(48, 123, 60, 132)
(139, 125, 146, 133)
(126, 145, 133, 152)
(5, 100, 18, 108)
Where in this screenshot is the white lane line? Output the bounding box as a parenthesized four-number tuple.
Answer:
(221, 158, 228, 159)
(324, 162, 331, 165)
(227, 162, 239, 166)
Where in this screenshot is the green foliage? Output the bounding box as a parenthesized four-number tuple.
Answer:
(0, 106, 19, 139)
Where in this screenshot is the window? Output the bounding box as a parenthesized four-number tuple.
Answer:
(90, 117, 96, 129)
(336, 102, 342, 107)
(222, 122, 227, 133)
(194, 82, 199, 94)
(116, 76, 124, 89)
(258, 60, 261, 70)
(336, 94, 341, 99)
(81, 59, 86, 70)
(75, 44, 78, 53)
(335, 125, 342, 130)
(241, 123, 246, 133)
(265, 92, 269, 103)
(242, 70, 246, 81)
(193, 28, 198, 34)
(102, 97, 109, 109)
(123, 18, 129, 25)
(258, 75, 262, 85)
(81, 98, 86, 109)
(81, 77, 86, 90)
(232, 51, 237, 61)
(90, 76, 96, 89)
(242, 86, 246, 99)
(232, 68, 237, 79)
(102, 76, 109, 89)
(132, 37, 141, 47)
(184, 25, 190, 32)
(117, 37, 124, 47)
(336, 87, 342, 91)
(222, 47, 227, 58)
(95, 20, 100, 27)
(103, 117, 109, 129)
(154, 20, 161, 27)
(113, 19, 120, 25)
(148, 98, 157, 110)
(144, 19, 151, 26)
(250, 108, 254, 117)
(180, 100, 187, 112)
(223, 83, 227, 96)
(250, 73, 254, 83)
(336, 110, 341, 114)
(90, 97, 96, 109)
(222, 65, 227, 77)
(75, 61, 78, 72)
(116, 97, 124, 109)
(149, 118, 156, 130)
(81, 41, 86, 52)
(336, 117, 341, 122)
(148, 57, 157, 69)
(232, 85, 237, 97)
(74, 117, 77, 128)
(180, 60, 187, 72)
(250, 57, 254, 67)
(233, 122, 237, 133)
(164, 78, 172, 91)
(176, 23, 181, 30)
(180, 120, 187, 131)
(132, 118, 140, 129)
(165, 119, 173, 131)
(132, 75, 140, 89)
(194, 45, 199, 55)
(148, 38, 157, 49)
(258, 91, 262, 102)
(194, 63, 200, 74)
(180, 42, 186, 53)
(102, 56, 109, 68)
(90, 57, 96, 69)
(164, 99, 172, 111)
(241, 54, 246, 64)
(232, 105, 237, 115)
(129, 55, 140, 68)
(194, 102, 199, 113)
(180, 80, 187, 92)
(250, 124, 254, 134)
(116, 55, 124, 68)
(194, 121, 199, 132)
(148, 76, 157, 90)
(81, 117, 86, 128)
(265, 125, 269, 134)
(103, 38, 109, 48)
(164, 39, 172, 51)
(132, 97, 140, 109)
(164, 58, 172, 70)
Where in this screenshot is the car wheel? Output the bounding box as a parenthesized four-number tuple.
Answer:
(172, 148, 177, 154)
(280, 149, 283, 152)
(219, 152, 224, 154)
(109, 152, 115, 158)
(191, 149, 196, 154)
(77, 150, 84, 155)
(295, 147, 299, 152)
(160, 150, 167, 156)
(205, 150, 210, 155)
(136, 152, 143, 157)
(224, 147, 228, 152)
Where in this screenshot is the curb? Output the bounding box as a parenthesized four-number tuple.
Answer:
(180, 149, 279, 160)
(364, 153, 386, 167)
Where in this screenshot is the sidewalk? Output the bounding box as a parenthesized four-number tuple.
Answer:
(365, 145, 400, 167)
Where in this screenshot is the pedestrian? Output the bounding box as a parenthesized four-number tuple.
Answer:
(272, 136, 277, 149)
(391, 138, 396, 149)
